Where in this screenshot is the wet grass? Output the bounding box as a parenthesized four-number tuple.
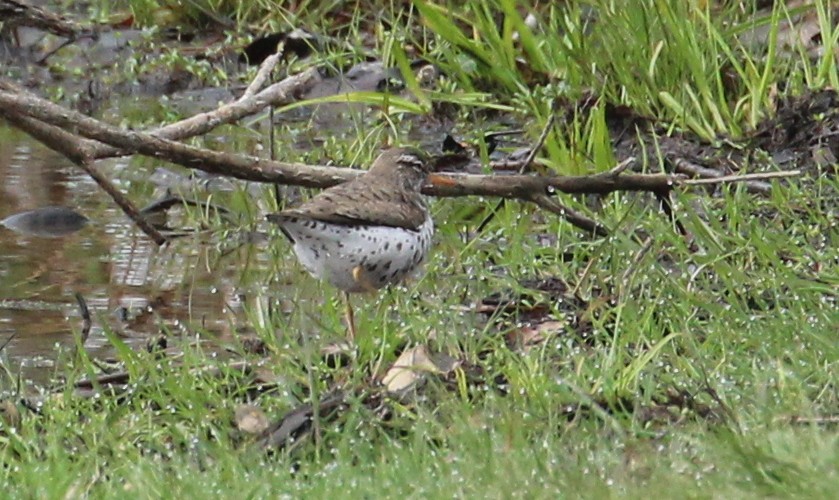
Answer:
(2, 0, 839, 497)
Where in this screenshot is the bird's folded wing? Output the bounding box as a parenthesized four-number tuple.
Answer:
(268, 182, 427, 231)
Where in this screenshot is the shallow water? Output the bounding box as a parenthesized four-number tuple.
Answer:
(0, 124, 269, 387)
(0, 35, 491, 389)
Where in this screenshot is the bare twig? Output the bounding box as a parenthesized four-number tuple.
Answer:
(0, 88, 790, 200)
(243, 48, 283, 98)
(0, 332, 17, 355)
(0, 111, 167, 244)
(653, 189, 692, 243)
(257, 391, 347, 451)
(671, 157, 772, 193)
(87, 67, 320, 159)
(527, 193, 606, 236)
(681, 170, 800, 185)
(519, 113, 557, 174)
(0, 87, 681, 197)
(74, 292, 91, 345)
(607, 157, 636, 176)
(478, 113, 563, 232)
(0, 74, 803, 241)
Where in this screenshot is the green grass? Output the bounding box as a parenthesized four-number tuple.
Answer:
(2, 0, 839, 497)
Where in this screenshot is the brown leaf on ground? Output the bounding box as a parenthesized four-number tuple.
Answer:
(234, 404, 270, 434)
(505, 319, 569, 351)
(382, 345, 460, 396)
(738, 1, 839, 60)
(478, 276, 595, 343)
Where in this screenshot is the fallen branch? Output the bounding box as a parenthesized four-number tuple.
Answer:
(681, 170, 800, 185)
(1, 109, 167, 244)
(0, 86, 677, 195)
(1, 0, 82, 39)
(0, 71, 803, 240)
(671, 157, 772, 193)
(0, 84, 800, 197)
(476, 112, 560, 233)
(90, 66, 320, 159)
(526, 192, 606, 236)
(0, 66, 319, 159)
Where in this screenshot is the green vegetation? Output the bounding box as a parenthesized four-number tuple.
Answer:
(1, 0, 838, 497)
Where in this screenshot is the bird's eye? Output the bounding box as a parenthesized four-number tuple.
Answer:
(398, 154, 424, 168)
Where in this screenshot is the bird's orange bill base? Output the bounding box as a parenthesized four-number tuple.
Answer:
(426, 173, 457, 187)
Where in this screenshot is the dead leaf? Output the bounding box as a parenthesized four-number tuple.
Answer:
(382, 345, 460, 396)
(506, 318, 568, 350)
(235, 404, 269, 434)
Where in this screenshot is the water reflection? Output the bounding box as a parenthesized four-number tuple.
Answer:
(1, 206, 89, 237)
(0, 125, 260, 387)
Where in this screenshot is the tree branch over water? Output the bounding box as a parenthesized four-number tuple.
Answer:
(0, 66, 799, 243)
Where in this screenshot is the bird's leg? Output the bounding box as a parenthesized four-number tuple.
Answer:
(344, 265, 381, 340)
(344, 291, 356, 340)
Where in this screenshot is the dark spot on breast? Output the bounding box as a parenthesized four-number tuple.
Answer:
(366, 263, 378, 273)
(383, 242, 390, 251)
(396, 242, 403, 251)
(383, 261, 391, 271)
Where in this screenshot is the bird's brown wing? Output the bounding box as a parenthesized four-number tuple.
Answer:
(277, 179, 428, 231)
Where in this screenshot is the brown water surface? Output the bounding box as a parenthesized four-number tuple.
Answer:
(0, 22, 473, 391)
(0, 124, 268, 387)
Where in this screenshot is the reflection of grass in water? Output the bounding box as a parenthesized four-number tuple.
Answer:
(0, 0, 838, 497)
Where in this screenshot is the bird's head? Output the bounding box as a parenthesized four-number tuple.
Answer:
(368, 147, 432, 192)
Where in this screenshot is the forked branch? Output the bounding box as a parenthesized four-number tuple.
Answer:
(0, 68, 801, 243)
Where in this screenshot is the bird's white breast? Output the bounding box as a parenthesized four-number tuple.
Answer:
(280, 216, 434, 293)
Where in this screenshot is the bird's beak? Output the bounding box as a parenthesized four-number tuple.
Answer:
(426, 173, 457, 187)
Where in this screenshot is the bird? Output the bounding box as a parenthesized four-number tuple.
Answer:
(267, 147, 434, 339)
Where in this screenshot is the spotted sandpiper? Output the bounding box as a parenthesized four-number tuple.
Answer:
(267, 147, 434, 338)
